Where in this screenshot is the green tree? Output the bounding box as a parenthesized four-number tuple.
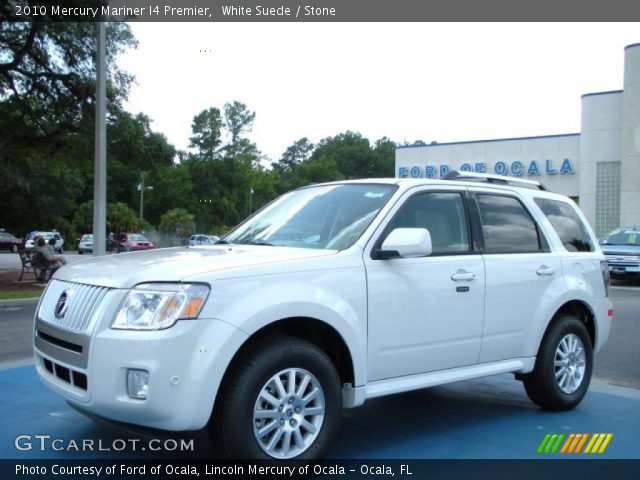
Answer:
(224, 100, 256, 146)
(0, 19, 136, 129)
(159, 208, 196, 237)
(72, 201, 95, 235)
(107, 202, 139, 234)
(190, 107, 223, 159)
(0, 14, 138, 238)
(276, 137, 314, 173)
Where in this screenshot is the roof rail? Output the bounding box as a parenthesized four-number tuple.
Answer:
(443, 170, 547, 191)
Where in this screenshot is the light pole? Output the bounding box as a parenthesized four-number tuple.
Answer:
(138, 173, 153, 222)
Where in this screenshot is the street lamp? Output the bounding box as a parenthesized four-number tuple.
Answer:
(138, 174, 153, 222)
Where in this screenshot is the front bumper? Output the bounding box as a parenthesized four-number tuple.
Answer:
(35, 316, 248, 432)
(605, 255, 640, 276)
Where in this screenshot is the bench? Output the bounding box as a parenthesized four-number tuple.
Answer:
(18, 251, 37, 281)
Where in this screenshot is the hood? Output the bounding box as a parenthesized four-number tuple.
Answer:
(601, 244, 640, 256)
(54, 245, 337, 289)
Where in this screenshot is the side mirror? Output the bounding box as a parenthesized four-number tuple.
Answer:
(377, 228, 432, 259)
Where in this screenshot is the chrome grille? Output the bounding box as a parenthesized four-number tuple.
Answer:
(38, 280, 110, 333)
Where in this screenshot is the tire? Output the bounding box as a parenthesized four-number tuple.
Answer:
(214, 336, 342, 459)
(523, 316, 592, 411)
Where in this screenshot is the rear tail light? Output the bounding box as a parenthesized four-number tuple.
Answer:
(600, 260, 610, 297)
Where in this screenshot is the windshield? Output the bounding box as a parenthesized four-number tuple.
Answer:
(129, 234, 148, 241)
(223, 184, 395, 250)
(601, 229, 640, 246)
(81, 235, 93, 241)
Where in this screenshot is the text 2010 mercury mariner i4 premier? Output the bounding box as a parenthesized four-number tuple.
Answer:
(34, 172, 613, 459)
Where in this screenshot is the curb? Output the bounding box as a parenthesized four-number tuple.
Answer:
(0, 296, 40, 308)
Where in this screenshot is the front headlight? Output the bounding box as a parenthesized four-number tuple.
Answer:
(112, 283, 210, 330)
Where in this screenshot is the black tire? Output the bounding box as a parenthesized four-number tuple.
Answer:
(214, 336, 342, 459)
(523, 316, 593, 411)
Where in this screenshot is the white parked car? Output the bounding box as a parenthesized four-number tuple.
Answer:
(34, 172, 612, 459)
(24, 230, 64, 253)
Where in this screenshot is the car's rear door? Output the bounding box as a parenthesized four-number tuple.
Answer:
(469, 188, 564, 362)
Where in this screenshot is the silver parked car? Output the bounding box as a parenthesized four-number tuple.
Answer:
(600, 226, 640, 278)
(77, 234, 93, 254)
(188, 234, 219, 246)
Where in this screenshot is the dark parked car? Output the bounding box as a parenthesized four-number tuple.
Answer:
(600, 226, 640, 278)
(0, 230, 21, 252)
(115, 233, 154, 253)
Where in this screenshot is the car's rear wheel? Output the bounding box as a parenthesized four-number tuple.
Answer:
(523, 316, 592, 411)
(214, 336, 342, 459)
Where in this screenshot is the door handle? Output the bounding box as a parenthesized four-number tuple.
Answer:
(536, 265, 556, 276)
(451, 270, 475, 282)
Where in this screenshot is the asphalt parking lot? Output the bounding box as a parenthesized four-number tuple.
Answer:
(0, 277, 638, 461)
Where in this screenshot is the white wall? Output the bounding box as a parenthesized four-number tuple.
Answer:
(621, 44, 640, 227)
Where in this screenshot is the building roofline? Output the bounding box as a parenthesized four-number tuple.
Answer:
(624, 43, 640, 50)
(581, 90, 623, 99)
(395, 133, 580, 150)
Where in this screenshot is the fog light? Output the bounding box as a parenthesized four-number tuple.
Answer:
(127, 369, 149, 400)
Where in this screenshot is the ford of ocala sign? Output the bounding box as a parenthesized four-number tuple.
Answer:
(398, 159, 575, 179)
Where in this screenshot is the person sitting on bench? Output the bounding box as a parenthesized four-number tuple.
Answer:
(35, 237, 66, 268)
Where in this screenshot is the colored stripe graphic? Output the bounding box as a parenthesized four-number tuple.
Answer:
(537, 433, 565, 453)
(537, 434, 551, 454)
(584, 434, 599, 453)
(560, 433, 575, 453)
(541, 433, 613, 454)
(575, 433, 589, 453)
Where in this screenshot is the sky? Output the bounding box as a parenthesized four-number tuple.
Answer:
(117, 23, 640, 163)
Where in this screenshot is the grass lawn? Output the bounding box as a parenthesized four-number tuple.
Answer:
(0, 291, 41, 300)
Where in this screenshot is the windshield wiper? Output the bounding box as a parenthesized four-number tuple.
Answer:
(247, 241, 278, 246)
(215, 239, 232, 245)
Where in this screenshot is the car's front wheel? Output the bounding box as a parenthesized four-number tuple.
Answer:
(215, 336, 342, 459)
(523, 316, 593, 411)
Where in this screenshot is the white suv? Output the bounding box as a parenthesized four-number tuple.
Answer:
(34, 173, 612, 459)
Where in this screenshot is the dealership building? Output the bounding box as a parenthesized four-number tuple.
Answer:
(395, 43, 640, 237)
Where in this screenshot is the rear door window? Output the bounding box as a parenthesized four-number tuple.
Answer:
(476, 194, 543, 254)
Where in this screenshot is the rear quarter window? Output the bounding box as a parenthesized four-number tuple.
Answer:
(534, 198, 594, 252)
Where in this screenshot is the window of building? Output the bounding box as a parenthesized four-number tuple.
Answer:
(534, 198, 594, 252)
(476, 194, 542, 254)
(387, 192, 470, 254)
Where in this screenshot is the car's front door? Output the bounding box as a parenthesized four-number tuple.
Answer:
(364, 188, 485, 381)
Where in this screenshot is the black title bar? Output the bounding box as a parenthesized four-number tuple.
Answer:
(4, 0, 640, 22)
